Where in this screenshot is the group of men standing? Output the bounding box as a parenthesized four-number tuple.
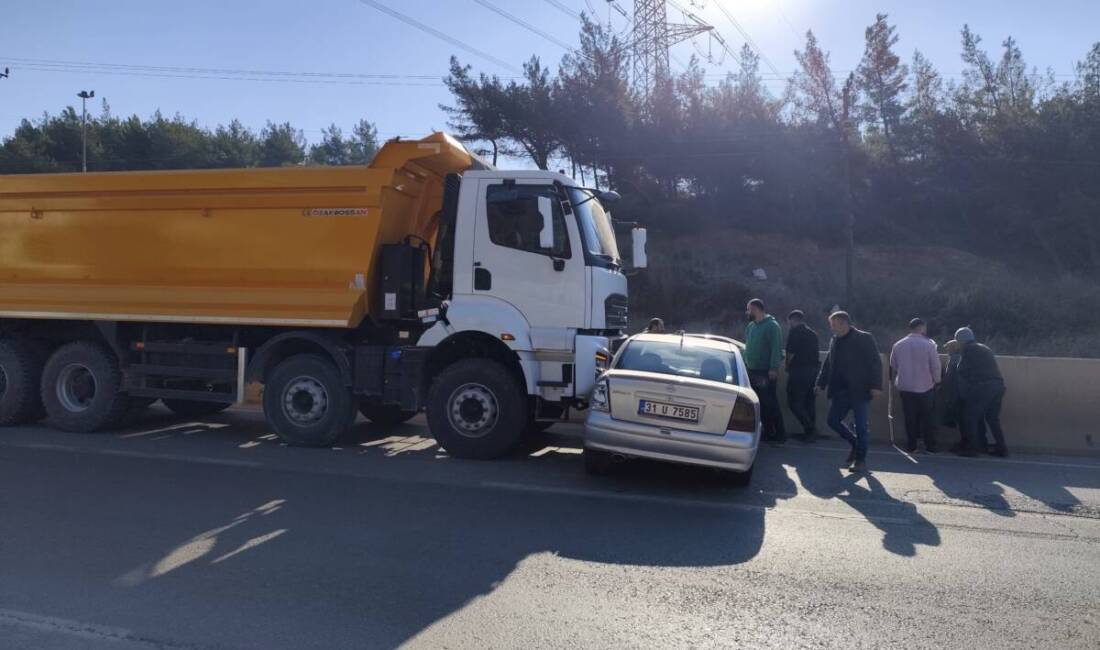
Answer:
(742, 299, 1008, 473)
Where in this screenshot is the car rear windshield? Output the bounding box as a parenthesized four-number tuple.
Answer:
(615, 339, 740, 385)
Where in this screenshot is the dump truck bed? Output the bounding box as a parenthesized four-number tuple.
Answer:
(0, 133, 476, 328)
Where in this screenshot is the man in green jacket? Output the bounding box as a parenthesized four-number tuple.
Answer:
(745, 298, 786, 445)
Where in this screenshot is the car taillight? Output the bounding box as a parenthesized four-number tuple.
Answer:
(727, 397, 757, 432)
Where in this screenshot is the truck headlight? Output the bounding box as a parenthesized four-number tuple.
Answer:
(591, 379, 610, 412)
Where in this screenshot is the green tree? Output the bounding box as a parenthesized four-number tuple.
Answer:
(258, 121, 305, 167)
(857, 13, 907, 162)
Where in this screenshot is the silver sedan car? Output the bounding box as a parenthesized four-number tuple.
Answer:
(583, 333, 760, 485)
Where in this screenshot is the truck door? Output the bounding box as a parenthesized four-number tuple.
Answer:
(472, 179, 588, 329)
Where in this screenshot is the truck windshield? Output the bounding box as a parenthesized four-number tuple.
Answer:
(568, 188, 621, 266)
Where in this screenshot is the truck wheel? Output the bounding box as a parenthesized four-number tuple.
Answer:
(359, 403, 417, 427)
(163, 399, 231, 417)
(0, 339, 47, 426)
(263, 354, 355, 447)
(426, 358, 527, 459)
(41, 342, 130, 432)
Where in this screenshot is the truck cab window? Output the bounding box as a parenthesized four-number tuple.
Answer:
(486, 185, 570, 258)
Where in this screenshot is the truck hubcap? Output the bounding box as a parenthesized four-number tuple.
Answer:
(57, 363, 97, 412)
(283, 376, 328, 425)
(448, 383, 498, 438)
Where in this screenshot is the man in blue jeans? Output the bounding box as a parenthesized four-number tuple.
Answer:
(816, 311, 883, 473)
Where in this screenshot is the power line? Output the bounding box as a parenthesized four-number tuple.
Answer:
(709, 0, 782, 76)
(471, 0, 574, 50)
(5, 63, 446, 87)
(357, 0, 521, 73)
(773, 0, 802, 40)
(543, 0, 581, 20)
(0, 56, 444, 81)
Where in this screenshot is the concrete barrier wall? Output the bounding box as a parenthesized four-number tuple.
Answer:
(779, 353, 1100, 457)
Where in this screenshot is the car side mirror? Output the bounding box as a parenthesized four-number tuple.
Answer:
(598, 190, 621, 204)
(537, 196, 554, 249)
(632, 227, 648, 269)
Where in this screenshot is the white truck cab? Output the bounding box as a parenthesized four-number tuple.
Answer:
(416, 169, 646, 455)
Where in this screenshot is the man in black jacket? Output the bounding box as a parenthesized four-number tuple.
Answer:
(954, 327, 1008, 457)
(785, 310, 821, 442)
(816, 312, 883, 473)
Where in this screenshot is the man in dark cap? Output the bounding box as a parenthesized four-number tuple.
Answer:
(954, 327, 1008, 457)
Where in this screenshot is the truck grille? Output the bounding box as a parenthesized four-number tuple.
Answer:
(605, 294, 628, 329)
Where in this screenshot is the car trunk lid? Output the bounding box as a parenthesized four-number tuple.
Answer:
(605, 369, 750, 434)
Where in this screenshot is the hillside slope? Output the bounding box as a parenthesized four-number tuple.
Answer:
(631, 231, 1100, 358)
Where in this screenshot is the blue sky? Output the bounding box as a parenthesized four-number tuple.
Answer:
(2, 0, 1097, 149)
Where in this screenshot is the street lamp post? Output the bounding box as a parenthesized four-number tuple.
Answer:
(77, 90, 95, 172)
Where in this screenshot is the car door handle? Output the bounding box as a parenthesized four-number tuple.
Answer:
(474, 267, 492, 291)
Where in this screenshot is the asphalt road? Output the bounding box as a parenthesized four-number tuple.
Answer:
(1, 406, 1098, 650)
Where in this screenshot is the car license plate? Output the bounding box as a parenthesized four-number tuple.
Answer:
(638, 400, 700, 423)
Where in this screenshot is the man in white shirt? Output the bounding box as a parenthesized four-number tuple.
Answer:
(890, 318, 942, 453)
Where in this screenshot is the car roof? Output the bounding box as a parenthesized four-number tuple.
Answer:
(629, 332, 745, 353)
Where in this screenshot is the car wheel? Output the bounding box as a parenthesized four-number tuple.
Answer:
(719, 464, 754, 487)
(426, 358, 526, 459)
(263, 354, 355, 447)
(583, 448, 615, 476)
(41, 341, 130, 432)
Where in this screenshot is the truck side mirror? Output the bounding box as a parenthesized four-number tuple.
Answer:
(537, 196, 554, 249)
(632, 227, 648, 269)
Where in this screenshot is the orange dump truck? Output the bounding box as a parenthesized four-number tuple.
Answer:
(0, 133, 646, 456)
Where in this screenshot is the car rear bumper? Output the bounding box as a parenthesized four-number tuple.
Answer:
(583, 411, 759, 472)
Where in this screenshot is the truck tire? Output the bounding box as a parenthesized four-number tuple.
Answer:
(359, 403, 417, 427)
(426, 358, 527, 459)
(0, 339, 47, 426)
(41, 341, 130, 432)
(163, 399, 231, 417)
(263, 354, 355, 447)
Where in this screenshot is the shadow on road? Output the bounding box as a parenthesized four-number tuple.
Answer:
(1, 411, 807, 648)
(9, 407, 1092, 647)
(789, 448, 942, 557)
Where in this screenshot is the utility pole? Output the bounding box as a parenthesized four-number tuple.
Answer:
(77, 90, 95, 173)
